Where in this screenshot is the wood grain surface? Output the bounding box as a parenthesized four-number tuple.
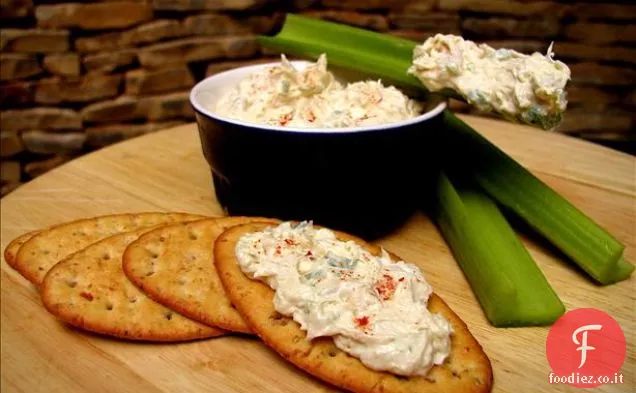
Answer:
(1, 115, 634, 393)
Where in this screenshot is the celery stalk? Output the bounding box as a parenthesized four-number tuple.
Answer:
(608, 258, 635, 284)
(260, 14, 631, 284)
(441, 112, 625, 284)
(271, 14, 416, 60)
(433, 172, 565, 326)
(260, 35, 418, 89)
(259, 14, 426, 94)
(261, 15, 462, 99)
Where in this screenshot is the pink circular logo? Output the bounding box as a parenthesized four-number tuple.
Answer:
(546, 308, 626, 388)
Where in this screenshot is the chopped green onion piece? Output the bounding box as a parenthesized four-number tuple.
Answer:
(433, 172, 565, 326)
(441, 112, 626, 284)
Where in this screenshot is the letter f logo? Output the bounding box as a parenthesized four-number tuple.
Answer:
(546, 309, 626, 388)
(572, 324, 602, 368)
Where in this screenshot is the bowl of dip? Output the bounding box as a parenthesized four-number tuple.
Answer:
(190, 55, 446, 239)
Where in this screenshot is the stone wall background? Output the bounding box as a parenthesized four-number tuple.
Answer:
(1, 0, 635, 196)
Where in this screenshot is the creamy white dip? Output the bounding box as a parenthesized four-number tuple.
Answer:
(235, 222, 452, 376)
(216, 54, 422, 128)
(409, 34, 571, 129)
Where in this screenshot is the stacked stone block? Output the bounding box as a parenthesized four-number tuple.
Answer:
(1, 0, 634, 195)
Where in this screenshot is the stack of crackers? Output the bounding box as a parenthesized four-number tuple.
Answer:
(4, 212, 493, 393)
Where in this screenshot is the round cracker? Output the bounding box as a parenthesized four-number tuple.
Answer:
(214, 222, 493, 393)
(14, 212, 206, 286)
(123, 217, 278, 334)
(41, 227, 224, 341)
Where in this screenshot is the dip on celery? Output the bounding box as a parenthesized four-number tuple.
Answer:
(408, 34, 571, 129)
(216, 54, 422, 128)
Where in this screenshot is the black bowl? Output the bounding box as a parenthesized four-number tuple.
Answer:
(190, 61, 447, 239)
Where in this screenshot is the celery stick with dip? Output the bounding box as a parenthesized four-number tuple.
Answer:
(409, 35, 570, 130)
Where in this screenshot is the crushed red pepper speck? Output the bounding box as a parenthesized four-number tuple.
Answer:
(305, 250, 313, 256)
(399, 277, 405, 282)
(80, 292, 94, 301)
(279, 113, 292, 126)
(284, 238, 296, 246)
(375, 274, 397, 301)
(355, 316, 370, 328)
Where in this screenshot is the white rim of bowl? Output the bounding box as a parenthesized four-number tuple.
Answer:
(190, 60, 447, 134)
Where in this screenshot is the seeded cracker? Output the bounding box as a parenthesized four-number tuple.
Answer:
(215, 222, 493, 393)
(123, 217, 278, 333)
(41, 228, 224, 341)
(14, 212, 206, 286)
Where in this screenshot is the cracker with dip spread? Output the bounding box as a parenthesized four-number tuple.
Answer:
(12, 212, 205, 286)
(123, 217, 278, 334)
(215, 222, 493, 393)
(41, 228, 224, 341)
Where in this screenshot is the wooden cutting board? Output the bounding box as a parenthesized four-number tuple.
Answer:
(1, 115, 634, 393)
